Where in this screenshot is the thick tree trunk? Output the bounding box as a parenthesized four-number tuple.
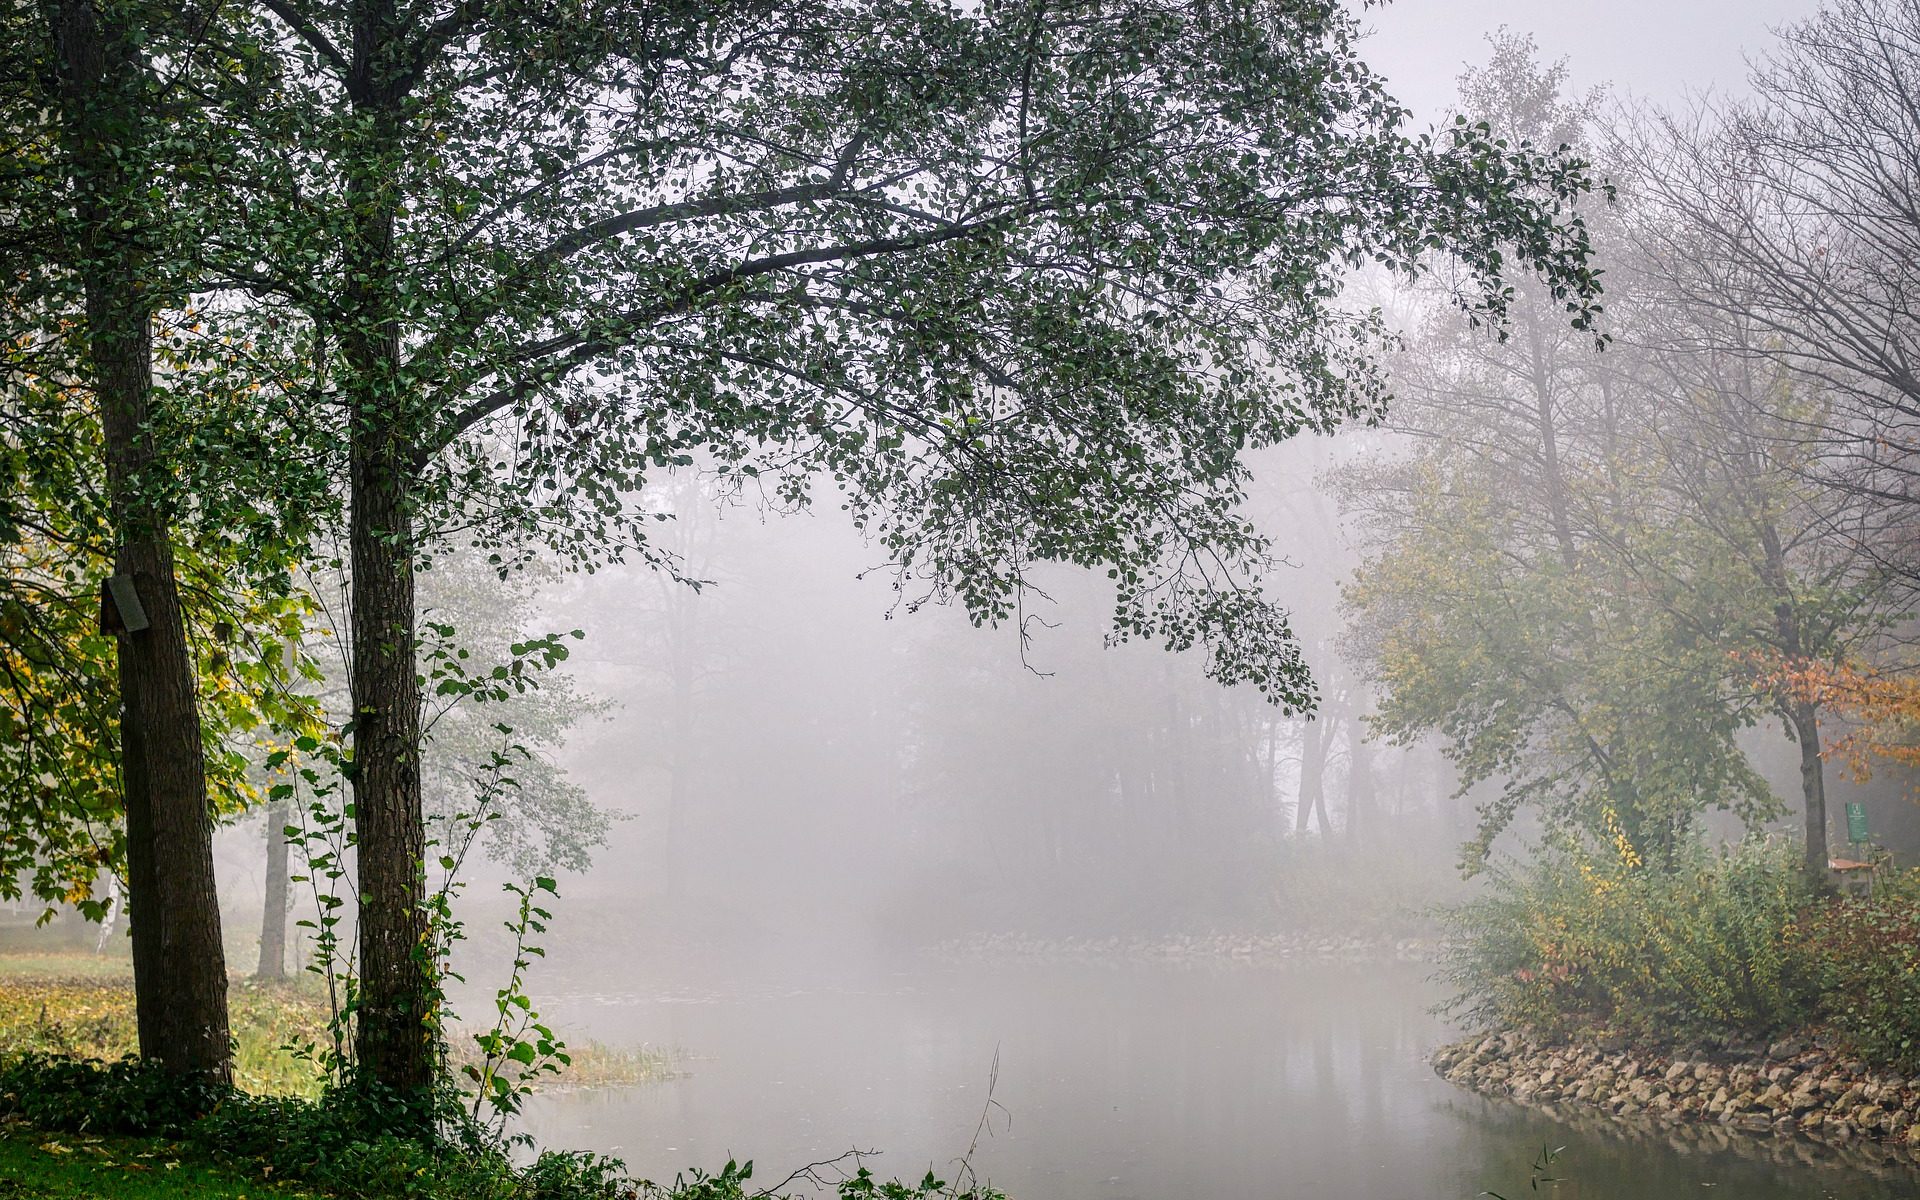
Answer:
(348, 400, 431, 1103)
(112, 540, 230, 1080)
(1789, 701, 1831, 888)
(340, 0, 434, 1108)
(256, 795, 290, 980)
(48, 0, 230, 1085)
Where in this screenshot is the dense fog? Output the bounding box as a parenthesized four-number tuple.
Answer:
(11, 0, 1920, 1197)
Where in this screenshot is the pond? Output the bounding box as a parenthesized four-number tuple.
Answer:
(519, 960, 1915, 1199)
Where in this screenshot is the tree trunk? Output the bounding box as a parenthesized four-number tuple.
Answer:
(1522, 314, 1582, 575)
(93, 871, 125, 953)
(1752, 505, 1829, 891)
(340, 0, 434, 1109)
(256, 795, 290, 980)
(1346, 718, 1375, 844)
(348, 393, 431, 1104)
(48, 0, 231, 1085)
(1295, 718, 1330, 836)
(1789, 700, 1831, 888)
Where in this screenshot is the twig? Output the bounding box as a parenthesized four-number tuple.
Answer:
(750, 1148, 880, 1198)
(950, 1047, 1009, 1196)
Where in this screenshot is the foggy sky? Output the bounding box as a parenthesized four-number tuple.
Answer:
(1362, 0, 1821, 119)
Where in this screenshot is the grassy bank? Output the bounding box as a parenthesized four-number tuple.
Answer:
(1, 956, 335, 1096)
(1, 1053, 1003, 1200)
(0, 1123, 321, 1199)
(0, 954, 675, 1098)
(0, 954, 1007, 1200)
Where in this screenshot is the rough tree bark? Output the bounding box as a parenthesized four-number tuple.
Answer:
(47, 0, 230, 1084)
(341, 0, 432, 1100)
(348, 427, 430, 1100)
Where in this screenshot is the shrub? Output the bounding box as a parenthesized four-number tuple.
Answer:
(1441, 837, 1818, 1043)
(0, 1056, 585, 1199)
(0, 1054, 220, 1137)
(1793, 872, 1920, 1072)
(1444, 840, 1920, 1071)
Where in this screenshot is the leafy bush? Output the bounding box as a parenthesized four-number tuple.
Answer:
(0, 1054, 221, 1137)
(1793, 872, 1920, 1072)
(1445, 840, 1920, 1071)
(1441, 837, 1817, 1043)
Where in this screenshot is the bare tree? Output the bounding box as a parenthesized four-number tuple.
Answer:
(1622, 0, 1920, 583)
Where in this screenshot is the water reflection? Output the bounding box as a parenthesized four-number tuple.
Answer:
(519, 962, 1913, 1199)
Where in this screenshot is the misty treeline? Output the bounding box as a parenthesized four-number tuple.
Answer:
(619, 11, 1920, 953)
(1362, 13, 1920, 1067)
(2, 0, 1606, 1122)
(1343, 16, 1920, 887)
(553, 464, 1450, 948)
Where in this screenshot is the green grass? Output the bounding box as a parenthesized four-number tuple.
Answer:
(0, 963, 334, 1096)
(0, 952, 134, 982)
(0, 1123, 323, 1199)
(0, 953, 676, 1098)
(545, 1036, 682, 1089)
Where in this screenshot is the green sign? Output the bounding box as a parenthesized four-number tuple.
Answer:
(1846, 802, 1870, 844)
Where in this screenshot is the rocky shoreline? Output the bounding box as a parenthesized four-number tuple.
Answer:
(926, 931, 1437, 965)
(1434, 1029, 1920, 1166)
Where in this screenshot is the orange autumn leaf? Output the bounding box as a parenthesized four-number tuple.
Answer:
(1748, 655, 1920, 780)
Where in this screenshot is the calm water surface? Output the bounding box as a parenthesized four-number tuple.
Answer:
(518, 961, 1915, 1199)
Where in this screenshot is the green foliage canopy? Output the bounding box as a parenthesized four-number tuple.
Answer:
(0, 0, 331, 918)
(1338, 37, 1891, 872)
(216, 0, 1607, 709)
